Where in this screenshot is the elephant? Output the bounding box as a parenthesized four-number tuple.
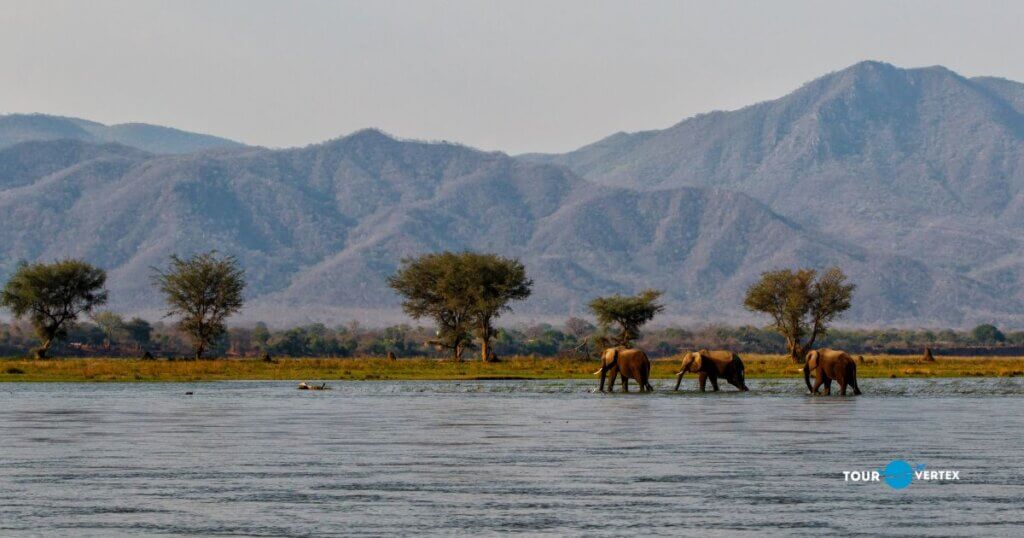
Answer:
(804, 349, 862, 396)
(673, 349, 750, 392)
(593, 347, 653, 392)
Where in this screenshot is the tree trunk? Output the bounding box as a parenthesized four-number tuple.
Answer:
(34, 340, 51, 360)
(480, 336, 491, 362)
(787, 339, 804, 363)
(195, 344, 205, 360)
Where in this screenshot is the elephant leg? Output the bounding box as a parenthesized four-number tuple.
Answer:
(811, 377, 824, 395)
(852, 378, 862, 396)
(710, 375, 720, 392)
(621, 377, 629, 392)
(823, 379, 832, 396)
(839, 379, 848, 396)
(698, 372, 708, 392)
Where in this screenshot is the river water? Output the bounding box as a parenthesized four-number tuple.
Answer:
(1, 378, 1022, 536)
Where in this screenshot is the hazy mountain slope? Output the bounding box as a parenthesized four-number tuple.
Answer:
(0, 114, 244, 154)
(526, 61, 1024, 311)
(0, 129, 1011, 326)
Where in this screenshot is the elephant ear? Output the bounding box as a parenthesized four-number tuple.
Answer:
(806, 351, 818, 369)
(693, 352, 703, 371)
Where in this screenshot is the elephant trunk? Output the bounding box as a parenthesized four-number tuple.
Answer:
(804, 363, 813, 394)
(673, 370, 685, 391)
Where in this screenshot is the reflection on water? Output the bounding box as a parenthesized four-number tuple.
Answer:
(1, 379, 1022, 536)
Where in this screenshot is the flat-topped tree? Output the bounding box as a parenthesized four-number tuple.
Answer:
(388, 251, 532, 361)
(0, 259, 108, 359)
(744, 267, 854, 363)
(153, 252, 245, 359)
(588, 289, 664, 348)
(462, 253, 532, 361)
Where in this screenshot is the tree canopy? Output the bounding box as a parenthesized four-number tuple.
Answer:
(387, 251, 531, 360)
(588, 289, 664, 347)
(152, 252, 245, 359)
(91, 310, 125, 350)
(0, 259, 108, 358)
(744, 266, 854, 362)
(971, 324, 1005, 344)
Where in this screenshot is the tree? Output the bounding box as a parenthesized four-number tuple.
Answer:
(0, 259, 108, 358)
(388, 251, 514, 360)
(252, 322, 271, 351)
(91, 310, 125, 351)
(461, 253, 532, 361)
(123, 317, 153, 352)
(152, 252, 245, 359)
(744, 267, 854, 363)
(564, 317, 596, 341)
(971, 324, 1005, 345)
(588, 289, 665, 347)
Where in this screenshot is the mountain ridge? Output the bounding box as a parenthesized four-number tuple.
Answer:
(3, 62, 1024, 327)
(0, 113, 245, 154)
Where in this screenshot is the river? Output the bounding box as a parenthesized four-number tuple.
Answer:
(1, 378, 1022, 536)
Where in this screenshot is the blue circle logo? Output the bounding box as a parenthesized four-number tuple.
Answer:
(883, 460, 914, 489)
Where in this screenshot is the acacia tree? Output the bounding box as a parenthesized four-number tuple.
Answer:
(588, 289, 665, 348)
(462, 254, 532, 361)
(153, 252, 245, 359)
(388, 252, 477, 360)
(388, 251, 531, 361)
(744, 267, 854, 363)
(0, 259, 108, 358)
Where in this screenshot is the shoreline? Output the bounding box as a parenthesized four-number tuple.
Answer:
(1, 355, 1023, 382)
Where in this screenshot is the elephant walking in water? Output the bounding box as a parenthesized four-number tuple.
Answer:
(594, 347, 653, 392)
(674, 349, 749, 392)
(804, 348, 862, 396)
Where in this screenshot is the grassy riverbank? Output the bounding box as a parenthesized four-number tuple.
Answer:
(1, 354, 1023, 382)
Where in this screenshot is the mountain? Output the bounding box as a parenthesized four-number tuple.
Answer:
(0, 114, 245, 154)
(0, 123, 1012, 326)
(3, 62, 1024, 327)
(526, 61, 1024, 323)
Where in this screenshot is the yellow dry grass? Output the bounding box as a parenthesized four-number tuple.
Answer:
(0, 354, 1022, 382)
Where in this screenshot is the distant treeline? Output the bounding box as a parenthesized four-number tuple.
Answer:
(0, 317, 1018, 359)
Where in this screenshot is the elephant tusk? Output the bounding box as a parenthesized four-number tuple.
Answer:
(592, 368, 603, 375)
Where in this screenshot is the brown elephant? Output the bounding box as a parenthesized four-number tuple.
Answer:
(804, 349, 862, 396)
(593, 347, 653, 392)
(673, 349, 749, 392)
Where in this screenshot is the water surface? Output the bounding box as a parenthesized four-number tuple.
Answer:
(1, 378, 1022, 536)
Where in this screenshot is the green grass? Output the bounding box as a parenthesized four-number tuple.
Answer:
(0, 354, 1022, 382)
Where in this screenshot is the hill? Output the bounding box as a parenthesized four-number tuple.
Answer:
(0, 125, 1010, 325)
(0, 113, 245, 154)
(525, 61, 1024, 325)
(4, 62, 1024, 326)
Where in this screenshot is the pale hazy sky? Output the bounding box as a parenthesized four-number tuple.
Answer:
(2, 0, 1022, 154)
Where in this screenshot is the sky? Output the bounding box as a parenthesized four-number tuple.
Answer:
(2, 0, 1023, 154)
